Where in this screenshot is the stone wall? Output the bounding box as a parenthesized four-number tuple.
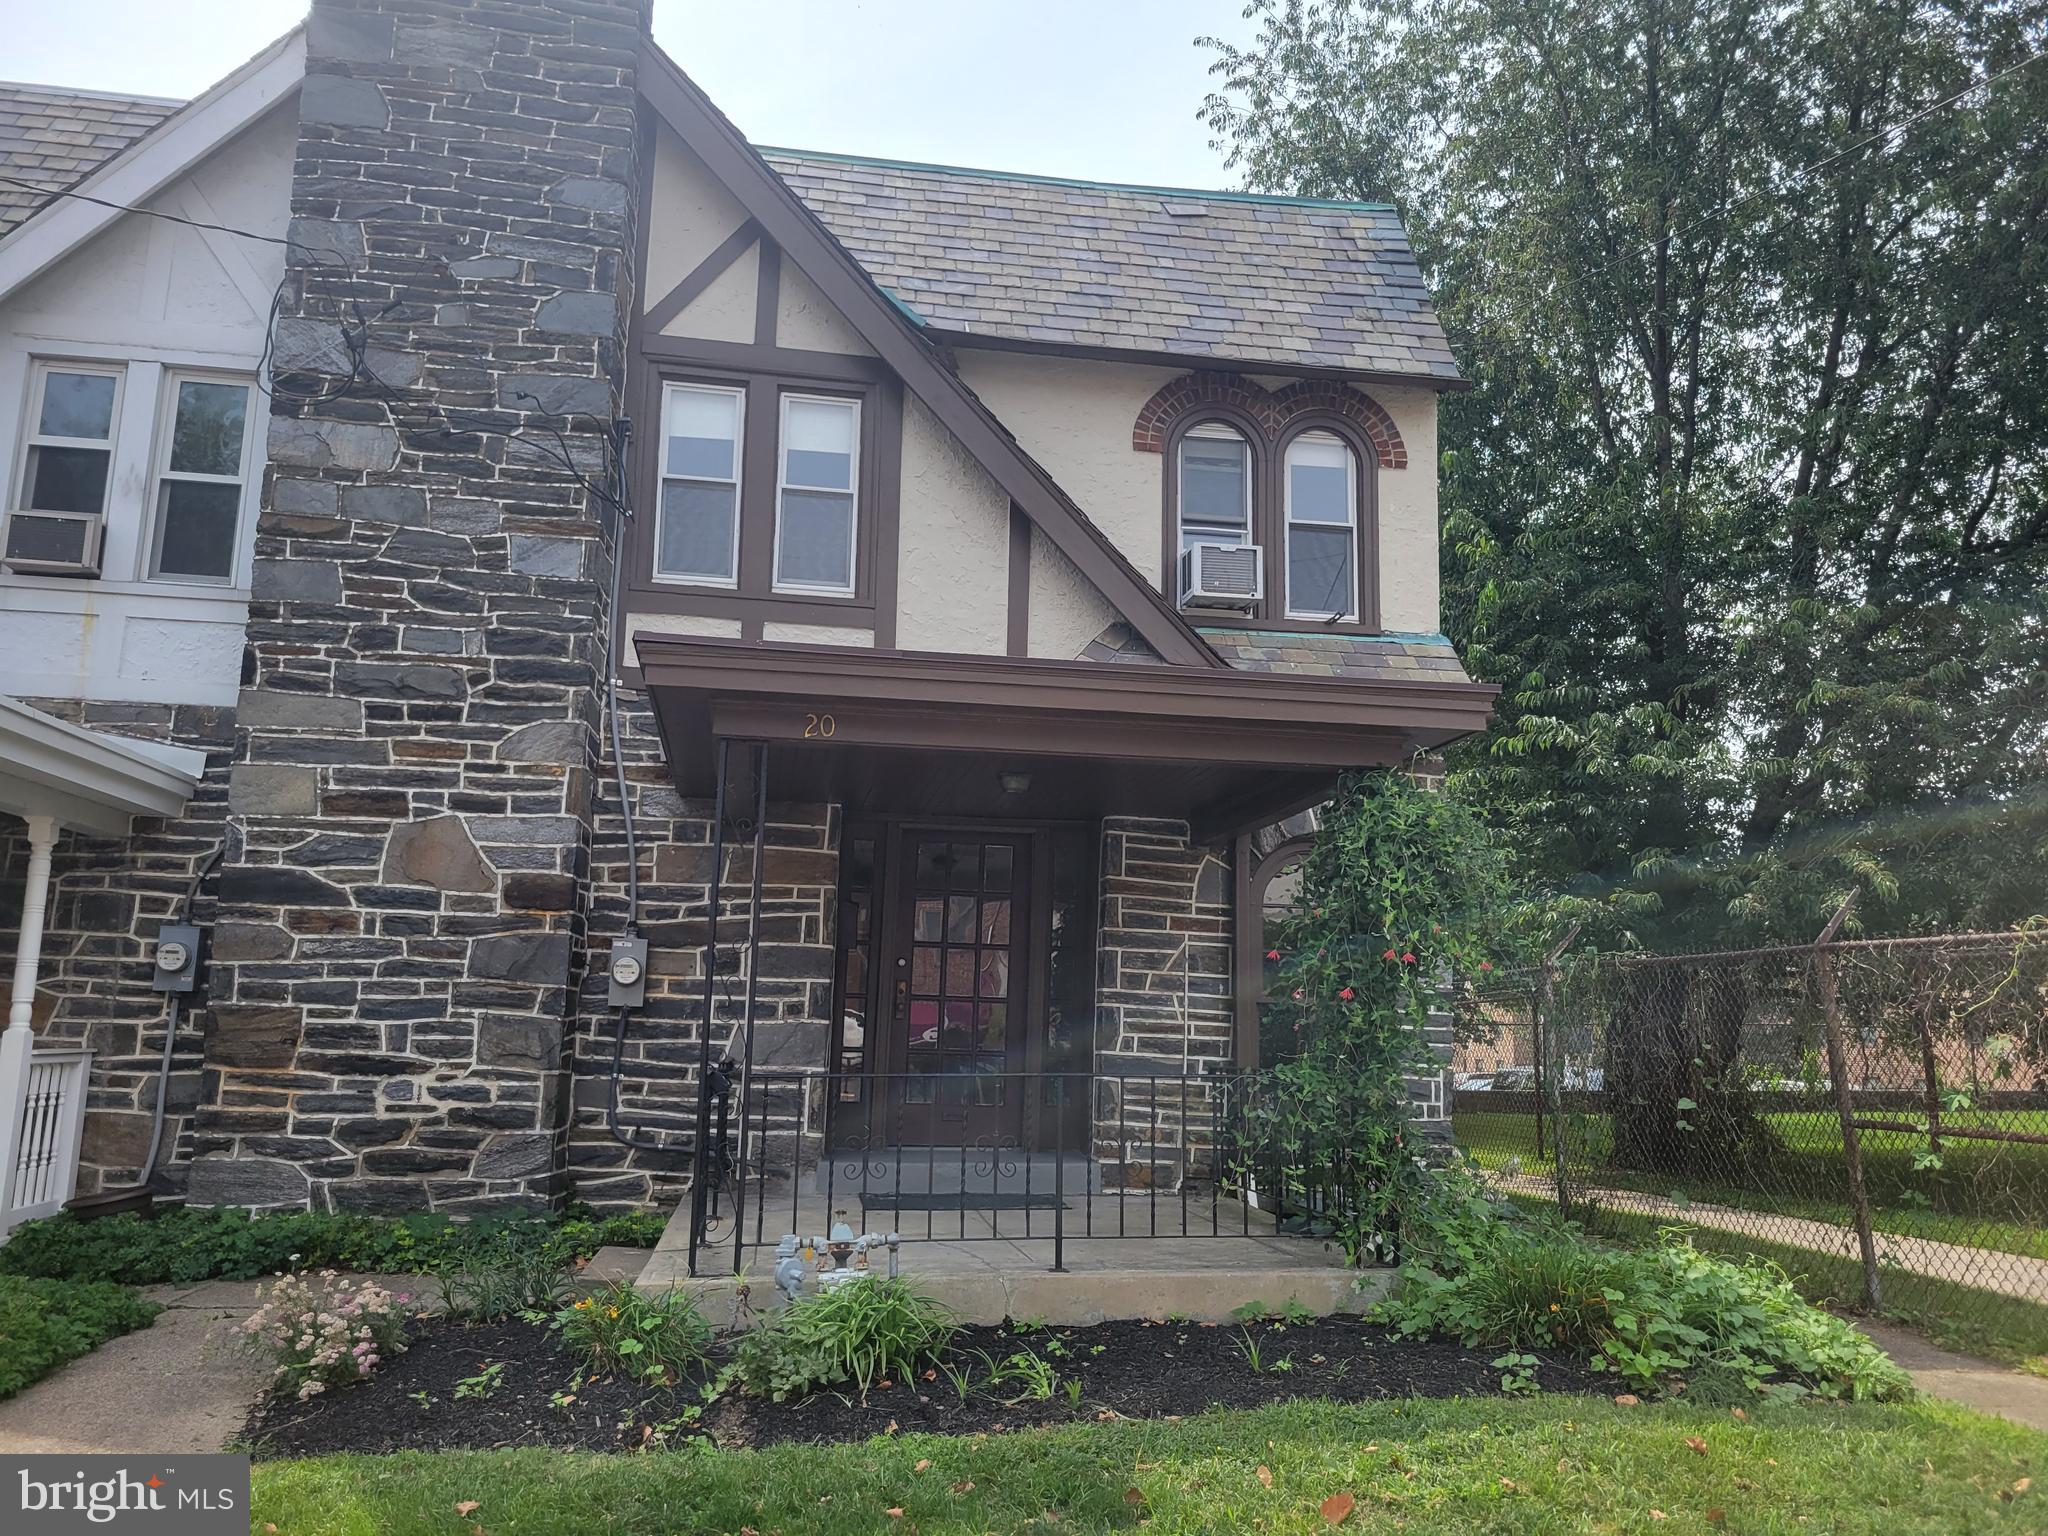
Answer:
(1091, 816, 1233, 1188)
(565, 698, 841, 1209)
(0, 700, 232, 1197)
(188, 0, 647, 1213)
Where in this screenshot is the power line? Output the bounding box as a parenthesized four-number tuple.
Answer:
(0, 172, 293, 247)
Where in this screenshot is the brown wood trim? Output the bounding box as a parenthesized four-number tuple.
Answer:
(1006, 502, 1030, 657)
(871, 380, 902, 649)
(753, 238, 781, 348)
(635, 43, 1222, 670)
(644, 217, 762, 336)
(629, 587, 875, 625)
(942, 328, 1473, 394)
(1191, 781, 1334, 846)
(638, 334, 891, 383)
(1159, 406, 1381, 631)
(638, 633, 1499, 734)
(1232, 832, 1258, 1071)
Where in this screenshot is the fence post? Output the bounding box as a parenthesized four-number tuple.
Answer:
(1536, 925, 1580, 1220)
(1814, 893, 1882, 1313)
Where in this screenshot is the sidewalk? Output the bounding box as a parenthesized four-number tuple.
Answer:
(1856, 1320, 2048, 1432)
(1489, 1171, 2048, 1303)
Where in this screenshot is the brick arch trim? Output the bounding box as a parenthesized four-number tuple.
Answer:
(1131, 370, 1406, 469)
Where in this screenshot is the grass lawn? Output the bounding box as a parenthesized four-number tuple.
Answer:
(1457, 1108, 2048, 1260)
(251, 1395, 2047, 1534)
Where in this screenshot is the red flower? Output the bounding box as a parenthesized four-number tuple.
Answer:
(1382, 949, 1398, 961)
(1401, 952, 1417, 965)
(1480, 960, 1494, 972)
(1290, 989, 1304, 1001)
(1265, 949, 1281, 961)
(1338, 987, 1355, 1001)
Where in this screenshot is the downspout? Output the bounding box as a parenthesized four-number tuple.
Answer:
(0, 815, 61, 1226)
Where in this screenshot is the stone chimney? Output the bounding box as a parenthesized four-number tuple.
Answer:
(192, 0, 649, 1212)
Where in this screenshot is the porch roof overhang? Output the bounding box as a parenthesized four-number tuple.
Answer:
(0, 695, 208, 836)
(635, 636, 1498, 842)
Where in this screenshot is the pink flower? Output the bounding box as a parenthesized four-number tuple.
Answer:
(1401, 952, 1417, 964)
(1382, 949, 1398, 961)
(1338, 987, 1355, 1001)
(1290, 989, 1304, 1001)
(1265, 949, 1281, 961)
(1479, 961, 1493, 972)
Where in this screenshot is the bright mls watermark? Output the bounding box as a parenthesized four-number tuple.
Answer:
(4, 1455, 248, 1534)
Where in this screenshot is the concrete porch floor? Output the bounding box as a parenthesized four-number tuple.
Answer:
(636, 1192, 1388, 1326)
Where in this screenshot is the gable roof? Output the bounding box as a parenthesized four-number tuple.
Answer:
(0, 82, 181, 235)
(763, 149, 1462, 386)
(0, 29, 302, 305)
(637, 43, 1222, 670)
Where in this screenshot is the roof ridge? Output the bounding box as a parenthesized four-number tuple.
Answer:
(758, 144, 1399, 214)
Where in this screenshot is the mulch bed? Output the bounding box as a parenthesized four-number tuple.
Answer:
(245, 1314, 1602, 1457)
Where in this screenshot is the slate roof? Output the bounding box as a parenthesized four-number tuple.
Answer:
(0, 82, 181, 235)
(1199, 629, 1475, 684)
(763, 149, 1461, 385)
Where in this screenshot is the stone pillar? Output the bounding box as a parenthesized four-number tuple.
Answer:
(194, 0, 648, 1213)
(1092, 817, 1233, 1189)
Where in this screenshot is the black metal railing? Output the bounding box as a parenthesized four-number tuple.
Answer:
(684, 1066, 1382, 1277)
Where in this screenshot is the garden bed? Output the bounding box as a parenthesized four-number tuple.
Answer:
(244, 1313, 1602, 1456)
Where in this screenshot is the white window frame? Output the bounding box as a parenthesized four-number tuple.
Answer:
(1282, 430, 1360, 623)
(654, 380, 745, 588)
(772, 390, 861, 598)
(145, 368, 256, 586)
(11, 358, 126, 521)
(1177, 421, 1253, 550)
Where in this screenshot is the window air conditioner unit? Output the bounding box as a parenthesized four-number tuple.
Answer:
(2, 510, 104, 577)
(1179, 541, 1262, 611)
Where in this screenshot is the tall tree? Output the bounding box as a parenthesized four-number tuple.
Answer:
(1203, 0, 2048, 949)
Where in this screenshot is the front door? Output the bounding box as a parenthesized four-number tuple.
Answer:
(880, 829, 1032, 1147)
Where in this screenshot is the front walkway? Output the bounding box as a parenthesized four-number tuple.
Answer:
(1489, 1172, 2048, 1303)
(640, 1192, 1384, 1325)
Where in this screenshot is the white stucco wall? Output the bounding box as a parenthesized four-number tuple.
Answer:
(0, 98, 296, 707)
(1027, 526, 1120, 661)
(956, 347, 1444, 636)
(644, 122, 754, 326)
(894, 395, 1008, 655)
(953, 350, 1173, 587)
(774, 263, 874, 357)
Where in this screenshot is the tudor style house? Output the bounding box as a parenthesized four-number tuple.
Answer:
(0, 0, 1491, 1233)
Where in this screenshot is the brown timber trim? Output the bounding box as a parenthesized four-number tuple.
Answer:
(1232, 833, 1258, 1071)
(1160, 407, 1381, 632)
(634, 43, 1220, 669)
(942, 328, 1473, 394)
(871, 381, 902, 648)
(1007, 502, 1030, 657)
(753, 238, 781, 347)
(637, 634, 1498, 741)
(638, 334, 890, 382)
(644, 217, 761, 335)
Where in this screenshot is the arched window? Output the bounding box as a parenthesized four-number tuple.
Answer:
(1175, 421, 1253, 599)
(1282, 429, 1359, 622)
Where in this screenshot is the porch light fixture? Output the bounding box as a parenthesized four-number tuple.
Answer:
(998, 770, 1032, 795)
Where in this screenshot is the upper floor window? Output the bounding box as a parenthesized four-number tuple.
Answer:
(149, 374, 254, 585)
(657, 381, 744, 585)
(1283, 430, 1358, 622)
(774, 394, 860, 596)
(5, 358, 257, 586)
(19, 363, 121, 519)
(1161, 410, 1377, 631)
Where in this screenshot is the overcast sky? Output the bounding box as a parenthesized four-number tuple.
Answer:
(7, 0, 1253, 190)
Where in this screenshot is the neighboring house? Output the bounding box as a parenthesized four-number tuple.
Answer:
(0, 0, 1492, 1230)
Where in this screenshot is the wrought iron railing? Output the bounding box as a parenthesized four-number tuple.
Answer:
(683, 1065, 1383, 1277)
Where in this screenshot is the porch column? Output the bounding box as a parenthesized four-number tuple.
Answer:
(0, 814, 60, 1221)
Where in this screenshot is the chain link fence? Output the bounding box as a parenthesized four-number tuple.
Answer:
(1452, 929, 2048, 1359)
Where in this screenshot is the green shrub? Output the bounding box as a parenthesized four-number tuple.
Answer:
(1377, 1221, 1912, 1401)
(735, 1277, 955, 1401)
(0, 1275, 161, 1400)
(553, 1282, 713, 1383)
(0, 1205, 667, 1287)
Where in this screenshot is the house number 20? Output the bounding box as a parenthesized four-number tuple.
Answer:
(803, 713, 837, 739)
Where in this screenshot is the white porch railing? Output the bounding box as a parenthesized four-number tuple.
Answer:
(1, 1047, 92, 1236)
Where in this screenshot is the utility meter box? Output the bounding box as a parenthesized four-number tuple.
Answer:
(151, 923, 203, 994)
